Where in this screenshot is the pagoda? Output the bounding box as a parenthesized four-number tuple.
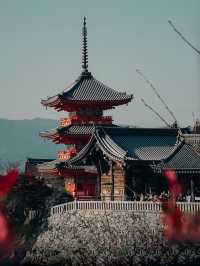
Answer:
(37, 17, 133, 199)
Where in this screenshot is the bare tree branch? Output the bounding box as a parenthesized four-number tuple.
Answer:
(136, 69, 178, 124)
(141, 98, 171, 128)
(168, 20, 200, 56)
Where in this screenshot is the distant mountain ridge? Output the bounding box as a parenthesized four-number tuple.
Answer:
(0, 118, 65, 169)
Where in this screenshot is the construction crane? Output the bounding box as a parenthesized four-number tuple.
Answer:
(136, 69, 178, 127)
(168, 20, 200, 56)
(141, 98, 171, 128)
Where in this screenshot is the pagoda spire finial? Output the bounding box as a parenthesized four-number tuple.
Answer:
(82, 16, 89, 73)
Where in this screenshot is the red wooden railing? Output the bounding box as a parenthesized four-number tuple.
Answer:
(58, 147, 77, 161)
(59, 115, 113, 127)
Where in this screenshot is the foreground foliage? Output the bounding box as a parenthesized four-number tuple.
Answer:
(1, 174, 72, 265)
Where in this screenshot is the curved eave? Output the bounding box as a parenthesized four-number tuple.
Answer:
(158, 141, 185, 162)
(41, 72, 134, 111)
(65, 133, 122, 166)
(39, 128, 59, 139)
(58, 126, 183, 165)
(41, 97, 133, 112)
(153, 142, 200, 173)
(41, 79, 79, 108)
(95, 129, 127, 162)
(39, 129, 90, 139)
(127, 141, 183, 162)
(95, 127, 182, 163)
(40, 126, 93, 144)
(41, 95, 61, 108)
(60, 136, 96, 166)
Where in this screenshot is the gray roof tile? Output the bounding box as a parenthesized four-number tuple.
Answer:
(155, 143, 200, 173)
(41, 74, 133, 107)
(96, 127, 180, 161)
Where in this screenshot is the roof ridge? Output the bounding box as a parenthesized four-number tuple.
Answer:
(161, 141, 185, 163)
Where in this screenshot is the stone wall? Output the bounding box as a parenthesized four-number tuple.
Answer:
(23, 210, 200, 266)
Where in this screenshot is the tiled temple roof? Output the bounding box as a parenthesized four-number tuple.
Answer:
(63, 126, 190, 165)
(61, 75, 132, 102)
(96, 127, 180, 161)
(36, 127, 200, 175)
(153, 141, 200, 173)
(39, 124, 119, 141)
(41, 18, 133, 111)
(41, 74, 133, 110)
(59, 124, 95, 135)
(39, 124, 96, 139)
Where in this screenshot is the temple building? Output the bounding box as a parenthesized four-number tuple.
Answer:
(55, 127, 200, 200)
(27, 17, 133, 198)
(26, 18, 200, 201)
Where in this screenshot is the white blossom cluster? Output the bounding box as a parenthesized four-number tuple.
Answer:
(23, 211, 200, 265)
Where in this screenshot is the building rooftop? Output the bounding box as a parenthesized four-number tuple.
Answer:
(35, 126, 200, 175)
(39, 124, 119, 143)
(40, 124, 96, 139)
(41, 17, 133, 111)
(65, 126, 189, 164)
(154, 141, 200, 174)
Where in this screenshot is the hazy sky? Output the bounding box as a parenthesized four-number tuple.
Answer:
(0, 0, 200, 127)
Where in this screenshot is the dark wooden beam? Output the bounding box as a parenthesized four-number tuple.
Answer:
(96, 158, 102, 200)
(190, 178, 195, 202)
(111, 161, 114, 201)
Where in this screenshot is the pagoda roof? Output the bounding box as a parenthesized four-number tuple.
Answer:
(41, 17, 133, 111)
(39, 124, 119, 142)
(62, 126, 190, 165)
(41, 73, 133, 111)
(40, 124, 96, 140)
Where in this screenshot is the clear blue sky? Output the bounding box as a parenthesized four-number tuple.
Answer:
(0, 0, 199, 127)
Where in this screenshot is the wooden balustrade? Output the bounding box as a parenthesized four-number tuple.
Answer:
(50, 201, 200, 216)
(28, 201, 200, 219)
(59, 116, 113, 127)
(58, 147, 77, 161)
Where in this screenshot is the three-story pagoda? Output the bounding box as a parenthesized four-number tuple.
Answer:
(37, 17, 133, 199)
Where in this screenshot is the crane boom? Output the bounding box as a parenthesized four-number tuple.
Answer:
(136, 69, 178, 124)
(141, 98, 171, 128)
(168, 20, 200, 56)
